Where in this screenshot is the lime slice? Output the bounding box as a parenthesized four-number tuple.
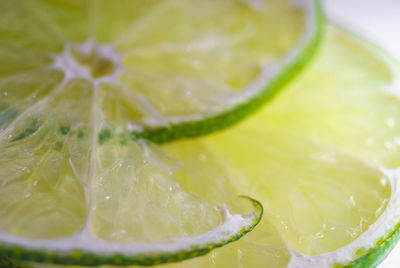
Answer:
(155, 26, 398, 267)
(190, 26, 399, 267)
(0, 0, 321, 265)
(7, 25, 400, 268)
(0, 0, 322, 142)
(0, 80, 262, 265)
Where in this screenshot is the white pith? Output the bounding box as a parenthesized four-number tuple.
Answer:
(51, 42, 123, 87)
(50, 41, 166, 128)
(0, 205, 259, 256)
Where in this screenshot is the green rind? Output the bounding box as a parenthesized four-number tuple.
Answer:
(0, 197, 262, 267)
(326, 22, 400, 268)
(332, 221, 400, 268)
(134, 0, 325, 144)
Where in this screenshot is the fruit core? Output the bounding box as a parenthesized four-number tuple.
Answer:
(52, 43, 121, 83)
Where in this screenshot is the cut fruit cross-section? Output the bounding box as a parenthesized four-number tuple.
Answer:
(157, 26, 400, 268)
(0, 78, 262, 266)
(176, 26, 400, 268)
(0, 0, 323, 142)
(4, 26, 400, 268)
(0, 0, 321, 266)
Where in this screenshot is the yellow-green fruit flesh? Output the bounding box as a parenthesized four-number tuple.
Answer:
(13, 26, 400, 268)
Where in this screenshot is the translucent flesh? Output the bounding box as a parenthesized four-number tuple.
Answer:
(260, 32, 400, 169)
(24, 27, 399, 267)
(150, 27, 396, 266)
(0, 80, 91, 238)
(117, 0, 304, 117)
(0, 77, 232, 242)
(0, 0, 309, 249)
(0, 1, 312, 264)
(199, 27, 396, 257)
(2, 0, 396, 267)
(0, 0, 309, 255)
(0, 0, 307, 127)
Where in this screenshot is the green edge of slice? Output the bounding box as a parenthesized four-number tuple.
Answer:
(134, 0, 325, 144)
(333, 222, 400, 268)
(327, 23, 400, 268)
(0, 197, 262, 267)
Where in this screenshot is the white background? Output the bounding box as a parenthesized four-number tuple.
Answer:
(322, 1, 400, 267)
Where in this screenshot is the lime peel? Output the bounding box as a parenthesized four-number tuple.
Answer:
(0, 197, 262, 266)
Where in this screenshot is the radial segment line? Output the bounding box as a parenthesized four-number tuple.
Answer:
(114, 82, 167, 125)
(80, 83, 99, 234)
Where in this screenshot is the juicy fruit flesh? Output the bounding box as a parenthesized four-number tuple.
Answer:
(0, 0, 308, 244)
(0, 80, 92, 239)
(0, 1, 316, 264)
(0, 0, 307, 125)
(204, 129, 391, 255)
(166, 28, 396, 265)
(91, 135, 223, 243)
(26, 27, 400, 268)
(0, 80, 225, 240)
(201, 28, 398, 256)
(1, 0, 399, 267)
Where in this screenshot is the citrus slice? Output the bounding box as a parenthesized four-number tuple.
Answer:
(0, 0, 322, 143)
(155, 26, 398, 267)
(8, 25, 400, 268)
(0, 0, 321, 266)
(0, 77, 262, 266)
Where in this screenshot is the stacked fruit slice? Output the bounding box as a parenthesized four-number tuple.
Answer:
(179, 27, 400, 267)
(1, 0, 400, 268)
(0, 0, 320, 266)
